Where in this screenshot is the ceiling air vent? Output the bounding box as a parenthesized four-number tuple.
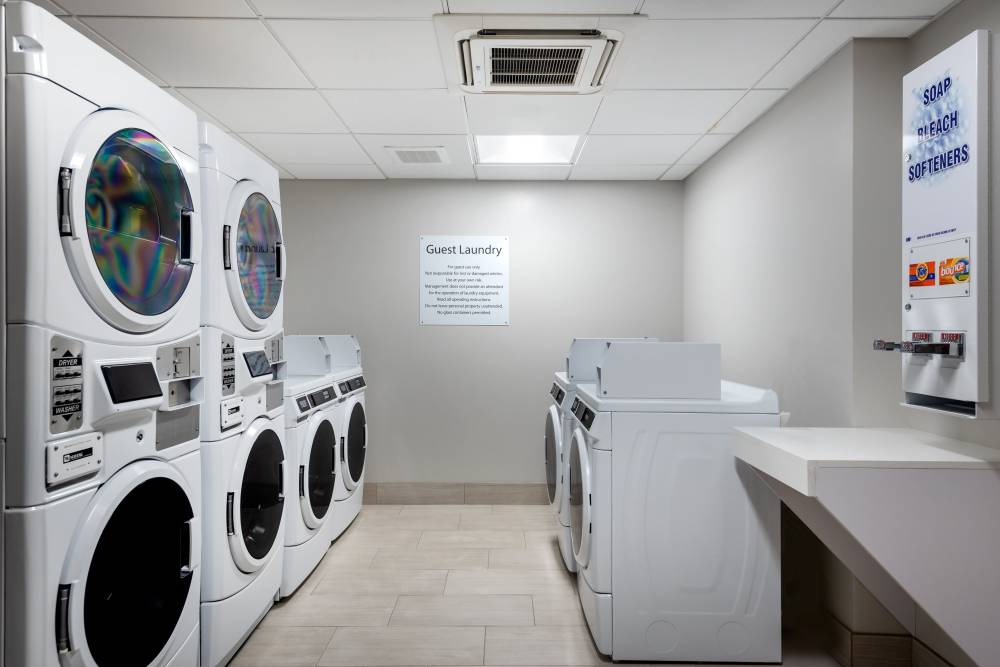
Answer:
(457, 29, 621, 94)
(388, 146, 450, 165)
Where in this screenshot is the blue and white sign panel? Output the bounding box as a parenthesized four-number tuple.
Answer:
(419, 235, 509, 326)
(901, 30, 989, 409)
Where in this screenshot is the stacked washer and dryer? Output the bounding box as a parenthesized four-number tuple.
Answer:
(197, 123, 288, 667)
(566, 341, 782, 663)
(280, 334, 364, 596)
(3, 3, 205, 665)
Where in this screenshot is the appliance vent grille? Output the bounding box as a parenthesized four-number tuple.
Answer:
(394, 149, 443, 164)
(489, 46, 584, 86)
(389, 147, 450, 165)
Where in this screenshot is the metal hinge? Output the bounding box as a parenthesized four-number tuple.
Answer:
(299, 465, 305, 497)
(55, 584, 72, 653)
(223, 225, 231, 269)
(58, 168, 73, 236)
(278, 461, 285, 502)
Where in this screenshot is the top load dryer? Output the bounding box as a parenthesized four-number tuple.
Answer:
(199, 123, 284, 339)
(6, 1, 201, 346)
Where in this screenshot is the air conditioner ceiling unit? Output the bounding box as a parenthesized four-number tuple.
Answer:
(456, 28, 624, 94)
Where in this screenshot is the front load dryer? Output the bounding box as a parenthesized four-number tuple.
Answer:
(3, 4, 204, 666)
(567, 342, 781, 663)
(280, 371, 340, 598)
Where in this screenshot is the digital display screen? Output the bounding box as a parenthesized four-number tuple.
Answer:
(243, 351, 272, 378)
(101, 363, 162, 404)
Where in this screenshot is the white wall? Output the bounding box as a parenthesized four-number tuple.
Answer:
(280, 180, 684, 483)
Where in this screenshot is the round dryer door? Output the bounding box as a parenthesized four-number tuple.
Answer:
(229, 421, 285, 572)
(59, 460, 196, 667)
(224, 180, 284, 331)
(61, 110, 196, 333)
(569, 427, 592, 568)
(544, 405, 562, 509)
(342, 401, 367, 492)
(301, 414, 336, 529)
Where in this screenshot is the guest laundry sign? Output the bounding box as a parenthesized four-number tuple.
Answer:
(419, 235, 509, 326)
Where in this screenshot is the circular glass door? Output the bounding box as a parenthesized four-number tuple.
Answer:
(302, 418, 336, 527)
(344, 402, 367, 490)
(544, 406, 560, 506)
(84, 476, 193, 666)
(238, 428, 284, 564)
(225, 181, 283, 330)
(82, 127, 194, 325)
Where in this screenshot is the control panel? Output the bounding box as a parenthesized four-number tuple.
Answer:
(50, 335, 84, 434)
(308, 385, 337, 407)
(221, 334, 236, 396)
(550, 383, 565, 405)
(338, 375, 366, 395)
(46, 431, 102, 487)
(156, 334, 201, 380)
(265, 334, 283, 365)
(296, 396, 311, 413)
(571, 398, 596, 431)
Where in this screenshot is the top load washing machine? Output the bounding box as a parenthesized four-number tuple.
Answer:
(546, 338, 657, 573)
(567, 342, 781, 663)
(3, 3, 204, 666)
(198, 122, 284, 340)
(280, 335, 346, 597)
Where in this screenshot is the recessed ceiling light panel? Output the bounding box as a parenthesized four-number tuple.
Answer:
(475, 134, 580, 164)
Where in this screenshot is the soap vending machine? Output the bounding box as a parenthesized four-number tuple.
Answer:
(875, 30, 989, 417)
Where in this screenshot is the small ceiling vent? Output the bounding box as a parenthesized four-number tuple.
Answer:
(388, 146, 450, 165)
(457, 29, 621, 95)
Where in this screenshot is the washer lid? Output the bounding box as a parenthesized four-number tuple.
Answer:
(224, 180, 284, 331)
(58, 460, 197, 666)
(61, 110, 197, 333)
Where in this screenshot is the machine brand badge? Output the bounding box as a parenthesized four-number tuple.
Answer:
(908, 261, 936, 287)
(938, 257, 971, 284)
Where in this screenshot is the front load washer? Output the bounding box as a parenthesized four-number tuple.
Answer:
(280, 358, 341, 597)
(328, 337, 366, 541)
(547, 338, 657, 573)
(3, 4, 204, 665)
(568, 342, 781, 663)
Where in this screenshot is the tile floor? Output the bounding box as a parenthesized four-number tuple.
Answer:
(232, 504, 839, 667)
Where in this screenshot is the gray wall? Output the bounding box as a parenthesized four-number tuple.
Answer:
(280, 180, 684, 483)
(905, 0, 1000, 449)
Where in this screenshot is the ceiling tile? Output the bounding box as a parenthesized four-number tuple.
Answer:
(81, 18, 310, 87)
(179, 89, 347, 133)
(356, 134, 475, 178)
(449, 0, 639, 13)
(640, 0, 837, 19)
(253, 0, 444, 18)
(241, 133, 372, 165)
(661, 163, 699, 179)
(591, 90, 743, 134)
(283, 164, 386, 179)
(831, 0, 954, 18)
(712, 89, 786, 133)
(475, 165, 572, 180)
(617, 19, 813, 88)
(323, 90, 466, 134)
(57, 0, 254, 16)
(569, 164, 668, 180)
(678, 133, 734, 163)
(465, 94, 603, 135)
(269, 19, 446, 89)
(759, 18, 927, 88)
(61, 17, 169, 85)
(577, 134, 698, 165)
